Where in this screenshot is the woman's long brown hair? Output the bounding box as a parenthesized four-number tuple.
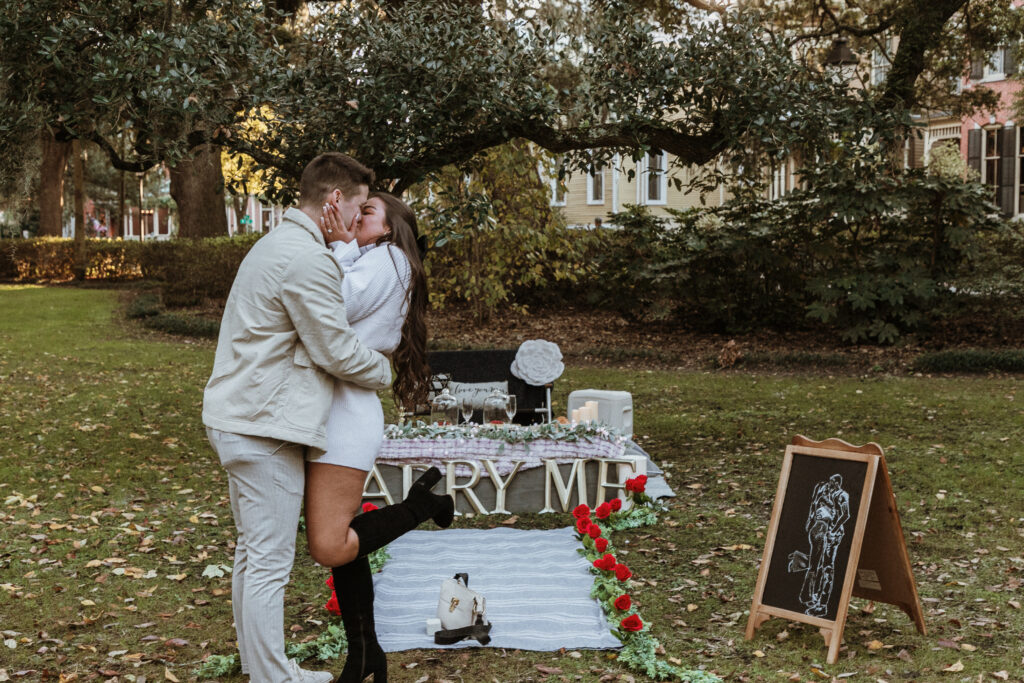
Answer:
(368, 192, 430, 411)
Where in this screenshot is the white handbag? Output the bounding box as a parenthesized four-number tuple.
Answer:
(434, 573, 492, 645)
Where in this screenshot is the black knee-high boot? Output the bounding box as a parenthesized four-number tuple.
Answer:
(349, 467, 454, 558)
(332, 556, 386, 683)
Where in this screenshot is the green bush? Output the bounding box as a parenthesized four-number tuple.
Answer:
(138, 234, 262, 306)
(125, 292, 163, 318)
(579, 169, 1010, 343)
(143, 311, 221, 338)
(912, 349, 1024, 373)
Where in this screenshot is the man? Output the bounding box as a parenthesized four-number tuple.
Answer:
(203, 153, 391, 682)
(799, 473, 850, 617)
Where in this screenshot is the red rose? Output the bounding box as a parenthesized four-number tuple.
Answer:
(625, 476, 647, 494)
(361, 502, 379, 513)
(614, 563, 632, 581)
(620, 614, 643, 632)
(576, 517, 592, 535)
(595, 502, 612, 519)
(609, 498, 623, 511)
(325, 575, 334, 590)
(613, 594, 631, 611)
(325, 592, 341, 616)
(593, 554, 617, 571)
(572, 504, 591, 519)
(587, 524, 601, 539)
(594, 538, 609, 552)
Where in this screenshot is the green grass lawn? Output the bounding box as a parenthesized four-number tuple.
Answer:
(1, 285, 1022, 683)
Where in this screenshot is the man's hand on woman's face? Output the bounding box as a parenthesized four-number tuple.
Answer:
(321, 197, 359, 244)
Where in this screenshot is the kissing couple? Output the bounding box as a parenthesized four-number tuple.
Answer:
(203, 152, 453, 682)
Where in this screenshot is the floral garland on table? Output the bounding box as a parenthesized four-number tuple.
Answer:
(384, 420, 628, 446)
(195, 504, 390, 679)
(575, 477, 720, 683)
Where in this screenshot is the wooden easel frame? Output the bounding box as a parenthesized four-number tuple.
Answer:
(745, 436, 925, 664)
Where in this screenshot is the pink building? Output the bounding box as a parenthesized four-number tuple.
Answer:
(957, 46, 1023, 216)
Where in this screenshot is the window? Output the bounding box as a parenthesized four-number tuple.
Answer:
(549, 156, 566, 207)
(261, 206, 274, 232)
(770, 160, 789, 200)
(985, 50, 1005, 79)
(982, 46, 1017, 81)
(587, 163, 604, 204)
(645, 151, 667, 204)
(871, 49, 890, 86)
(1014, 132, 1024, 215)
(985, 128, 999, 202)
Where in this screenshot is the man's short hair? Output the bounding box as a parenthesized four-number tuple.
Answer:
(299, 153, 374, 203)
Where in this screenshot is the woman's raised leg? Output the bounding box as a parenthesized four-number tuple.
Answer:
(304, 461, 364, 568)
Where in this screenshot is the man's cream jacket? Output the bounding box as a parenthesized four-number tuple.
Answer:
(202, 208, 391, 451)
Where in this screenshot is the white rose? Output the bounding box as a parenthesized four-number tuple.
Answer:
(510, 339, 564, 386)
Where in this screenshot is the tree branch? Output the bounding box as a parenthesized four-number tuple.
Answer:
(878, 0, 968, 110)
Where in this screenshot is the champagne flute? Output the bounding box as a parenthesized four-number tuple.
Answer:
(504, 394, 517, 424)
(460, 397, 474, 424)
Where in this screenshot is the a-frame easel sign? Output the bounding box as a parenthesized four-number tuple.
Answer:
(745, 436, 926, 664)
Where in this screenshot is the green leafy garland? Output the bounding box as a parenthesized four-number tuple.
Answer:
(574, 478, 720, 683)
(195, 547, 389, 678)
(384, 420, 628, 446)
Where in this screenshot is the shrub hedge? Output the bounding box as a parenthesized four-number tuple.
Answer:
(0, 235, 261, 306)
(912, 349, 1024, 373)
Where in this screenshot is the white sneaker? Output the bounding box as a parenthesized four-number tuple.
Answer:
(288, 657, 333, 683)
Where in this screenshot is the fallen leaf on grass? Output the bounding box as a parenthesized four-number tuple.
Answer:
(201, 564, 231, 579)
(164, 667, 179, 682)
(866, 640, 884, 650)
(536, 665, 562, 674)
(960, 643, 977, 652)
(500, 515, 518, 526)
(943, 660, 964, 672)
(991, 671, 1009, 680)
(752, 650, 765, 658)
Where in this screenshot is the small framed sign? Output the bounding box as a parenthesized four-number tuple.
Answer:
(745, 436, 925, 664)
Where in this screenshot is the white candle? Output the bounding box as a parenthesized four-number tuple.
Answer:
(571, 408, 580, 424)
(585, 401, 599, 423)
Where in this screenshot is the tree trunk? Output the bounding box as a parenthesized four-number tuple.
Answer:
(37, 129, 71, 237)
(71, 140, 87, 280)
(169, 144, 228, 238)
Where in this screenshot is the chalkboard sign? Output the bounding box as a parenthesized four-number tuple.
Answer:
(746, 436, 925, 665)
(761, 452, 868, 621)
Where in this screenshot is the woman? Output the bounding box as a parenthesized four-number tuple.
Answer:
(305, 192, 454, 683)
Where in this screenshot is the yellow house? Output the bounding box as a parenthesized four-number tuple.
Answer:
(549, 151, 803, 226)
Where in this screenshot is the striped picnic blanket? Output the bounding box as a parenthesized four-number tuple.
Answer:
(373, 527, 622, 652)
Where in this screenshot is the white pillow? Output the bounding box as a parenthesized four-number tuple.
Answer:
(447, 380, 509, 410)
